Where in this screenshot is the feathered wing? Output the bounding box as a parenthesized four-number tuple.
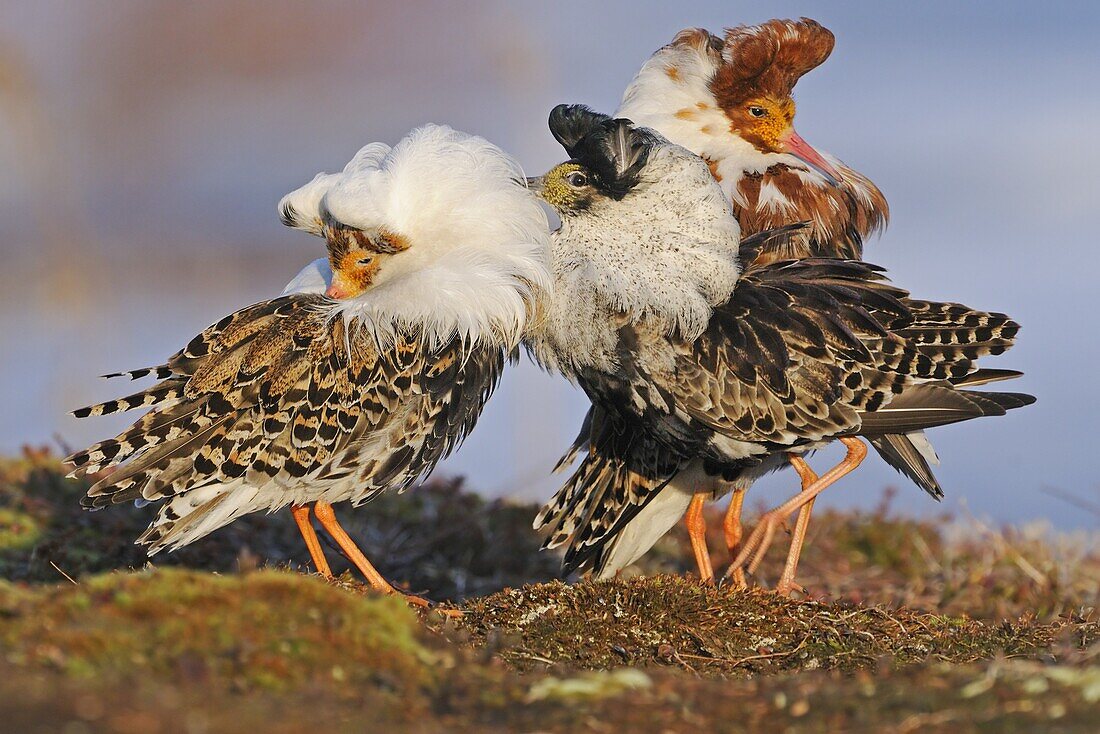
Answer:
(674, 258, 1031, 455)
(542, 258, 1032, 568)
(662, 259, 917, 450)
(733, 231, 1021, 497)
(67, 294, 505, 552)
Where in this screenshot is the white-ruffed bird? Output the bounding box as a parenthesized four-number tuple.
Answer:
(67, 124, 550, 607)
(618, 17, 886, 262)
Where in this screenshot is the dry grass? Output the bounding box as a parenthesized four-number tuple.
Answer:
(458, 575, 1094, 676)
(633, 489, 1100, 622)
(0, 446, 560, 598)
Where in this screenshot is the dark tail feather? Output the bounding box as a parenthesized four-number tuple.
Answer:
(72, 381, 187, 419)
(552, 407, 595, 474)
(869, 433, 943, 499)
(858, 386, 1035, 435)
(737, 222, 813, 266)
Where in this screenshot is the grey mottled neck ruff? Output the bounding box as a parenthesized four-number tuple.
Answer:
(528, 142, 741, 378)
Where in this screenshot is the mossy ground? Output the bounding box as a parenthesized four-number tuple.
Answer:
(0, 569, 431, 692)
(2, 449, 1098, 732)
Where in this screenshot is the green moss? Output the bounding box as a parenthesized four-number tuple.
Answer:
(0, 568, 432, 694)
(525, 669, 652, 702)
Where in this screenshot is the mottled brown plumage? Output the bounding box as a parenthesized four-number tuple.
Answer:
(731, 163, 888, 263)
(68, 295, 505, 552)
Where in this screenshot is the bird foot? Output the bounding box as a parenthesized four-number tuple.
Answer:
(725, 565, 748, 591)
(774, 579, 806, 598)
(394, 589, 466, 617)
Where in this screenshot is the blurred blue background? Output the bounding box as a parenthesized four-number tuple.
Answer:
(1, 2, 1096, 529)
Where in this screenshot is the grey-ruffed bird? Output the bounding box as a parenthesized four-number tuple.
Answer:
(526, 106, 1032, 592)
(570, 17, 952, 585)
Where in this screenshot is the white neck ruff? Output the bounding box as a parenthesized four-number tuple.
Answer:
(282, 124, 552, 352)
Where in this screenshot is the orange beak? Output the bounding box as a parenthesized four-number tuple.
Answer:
(779, 129, 841, 185)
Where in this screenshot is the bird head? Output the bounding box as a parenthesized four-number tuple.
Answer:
(529, 104, 662, 217)
(617, 18, 842, 186)
(709, 18, 840, 182)
(320, 213, 408, 299)
(325, 241, 391, 300)
(281, 125, 551, 349)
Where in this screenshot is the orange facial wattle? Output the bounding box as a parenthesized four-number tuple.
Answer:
(726, 96, 794, 153)
(727, 96, 840, 182)
(326, 250, 382, 299)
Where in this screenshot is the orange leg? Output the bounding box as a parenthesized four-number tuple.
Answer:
(311, 500, 431, 609)
(722, 486, 748, 589)
(290, 503, 333, 578)
(724, 438, 868, 586)
(776, 456, 820, 597)
(685, 493, 715, 583)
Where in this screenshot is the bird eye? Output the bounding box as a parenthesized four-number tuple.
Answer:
(356, 257, 373, 266)
(748, 105, 767, 118)
(565, 171, 589, 188)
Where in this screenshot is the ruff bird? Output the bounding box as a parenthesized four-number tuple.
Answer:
(617, 17, 886, 262)
(66, 125, 550, 606)
(526, 106, 1032, 593)
(558, 19, 958, 587)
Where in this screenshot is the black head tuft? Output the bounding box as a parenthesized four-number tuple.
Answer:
(549, 104, 611, 152)
(548, 104, 659, 200)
